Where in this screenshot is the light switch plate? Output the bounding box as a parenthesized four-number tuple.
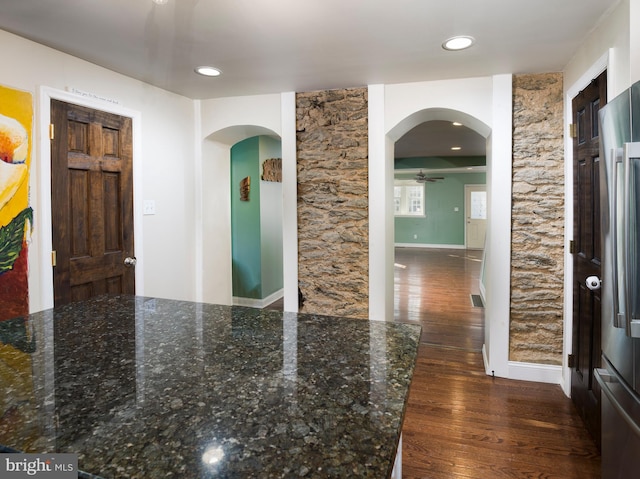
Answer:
(143, 200, 156, 215)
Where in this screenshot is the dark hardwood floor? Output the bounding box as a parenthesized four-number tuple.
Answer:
(395, 247, 601, 479)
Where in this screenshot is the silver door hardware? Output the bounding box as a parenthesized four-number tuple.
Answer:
(124, 256, 137, 267)
(586, 275, 601, 291)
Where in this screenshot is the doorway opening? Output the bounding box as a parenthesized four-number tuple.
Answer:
(465, 184, 487, 249)
(230, 135, 283, 308)
(392, 116, 487, 331)
(200, 125, 283, 307)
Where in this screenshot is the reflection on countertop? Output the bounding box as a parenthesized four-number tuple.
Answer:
(0, 295, 421, 478)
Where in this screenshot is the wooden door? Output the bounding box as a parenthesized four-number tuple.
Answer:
(465, 184, 487, 249)
(51, 100, 135, 306)
(571, 70, 606, 449)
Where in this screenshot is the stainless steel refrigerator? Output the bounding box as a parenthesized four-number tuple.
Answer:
(595, 80, 640, 478)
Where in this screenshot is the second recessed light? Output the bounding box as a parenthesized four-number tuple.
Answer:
(195, 66, 222, 77)
(442, 36, 475, 51)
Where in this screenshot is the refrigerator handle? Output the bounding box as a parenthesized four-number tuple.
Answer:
(595, 368, 640, 438)
(612, 148, 625, 329)
(623, 143, 640, 337)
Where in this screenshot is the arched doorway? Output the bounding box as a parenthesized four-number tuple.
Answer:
(369, 75, 515, 379)
(230, 135, 283, 308)
(392, 111, 488, 296)
(200, 125, 282, 306)
(392, 115, 487, 350)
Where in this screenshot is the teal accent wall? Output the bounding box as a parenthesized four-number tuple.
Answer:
(394, 172, 486, 246)
(231, 136, 283, 300)
(231, 137, 262, 299)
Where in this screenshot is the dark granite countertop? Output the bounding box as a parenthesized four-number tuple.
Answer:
(0, 295, 421, 478)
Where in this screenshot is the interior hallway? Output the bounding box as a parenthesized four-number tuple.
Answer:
(395, 247, 601, 478)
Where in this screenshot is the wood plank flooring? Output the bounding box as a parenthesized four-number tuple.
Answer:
(394, 247, 601, 479)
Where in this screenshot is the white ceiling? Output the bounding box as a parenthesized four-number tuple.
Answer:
(0, 0, 619, 157)
(395, 121, 486, 158)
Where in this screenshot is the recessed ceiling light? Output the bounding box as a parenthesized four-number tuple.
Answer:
(451, 146, 462, 151)
(452, 122, 463, 126)
(195, 66, 222, 77)
(442, 36, 475, 51)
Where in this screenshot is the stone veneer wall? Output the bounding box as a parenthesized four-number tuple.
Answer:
(296, 88, 369, 319)
(510, 73, 565, 364)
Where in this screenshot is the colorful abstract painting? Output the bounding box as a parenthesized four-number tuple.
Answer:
(0, 84, 33, 321)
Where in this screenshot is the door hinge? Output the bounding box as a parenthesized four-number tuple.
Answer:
(568, 354, 576, 368)
(51, 250, 57, 267)
(49, 123, 55, 140)
(569, 240, 576, 254)
(569, 123, 577, 139)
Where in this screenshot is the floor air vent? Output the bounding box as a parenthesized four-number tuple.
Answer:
(470, 294, 484, 308)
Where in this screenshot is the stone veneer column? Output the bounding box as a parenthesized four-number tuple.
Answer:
(510, 73, 565, 364)
(296, 88, 369, 319)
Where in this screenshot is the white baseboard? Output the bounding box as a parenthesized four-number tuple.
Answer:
(395, 243, 466, 249)
(482, 344, 490, 373)
(233, 289, 284, 309)
(479, 282, 486, 305)
(559, 371, 570, 398)
(507, 361, 562, 384)
(482, 345, 562, 384)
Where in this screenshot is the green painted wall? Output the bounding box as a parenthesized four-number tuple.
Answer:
(394, 172, 486, 246)
(231, 137, 262, 298)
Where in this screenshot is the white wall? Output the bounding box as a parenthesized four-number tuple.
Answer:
(368, 84, 393, 322)
(259, 136, 284, 299)
(489, 74, 515, 380)
(564, 0, 630, 99)
(0, 29, 197, 312)
(631, 0, 640, 85)
(384, 77, 494, 138)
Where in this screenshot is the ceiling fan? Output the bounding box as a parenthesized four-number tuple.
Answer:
(414, 170, 444, 183)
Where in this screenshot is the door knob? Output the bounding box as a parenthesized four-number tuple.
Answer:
(586, 275, 601, 291)
(124, 256, 137, 267)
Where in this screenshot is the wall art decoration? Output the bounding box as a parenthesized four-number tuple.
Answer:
(240, 176, 251, 201)
(261, 158, 282, 182)
(0, 84, 33, 321)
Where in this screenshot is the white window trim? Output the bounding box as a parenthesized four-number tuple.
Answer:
(394, 179, 426, 218)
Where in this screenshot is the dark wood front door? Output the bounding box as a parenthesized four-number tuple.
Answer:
(571, 70, 606, 449)
(51, 100, 135, 306)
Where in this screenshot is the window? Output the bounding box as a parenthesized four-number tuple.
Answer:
(394, 180, 425, 216)
(470, 191, 487, 219)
